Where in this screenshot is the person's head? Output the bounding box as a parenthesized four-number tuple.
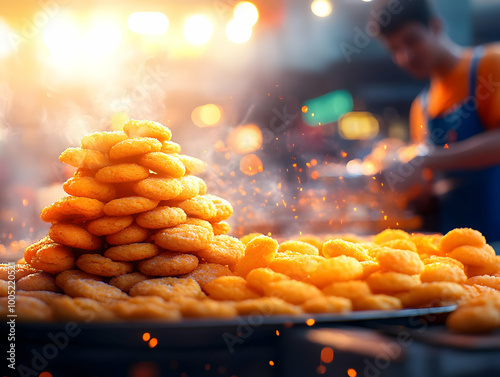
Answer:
(370, 0, 444, 78)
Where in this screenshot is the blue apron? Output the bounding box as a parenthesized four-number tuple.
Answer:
(419, 47, 500, 242)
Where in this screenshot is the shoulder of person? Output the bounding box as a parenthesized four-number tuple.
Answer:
(479, 43, 500, 64)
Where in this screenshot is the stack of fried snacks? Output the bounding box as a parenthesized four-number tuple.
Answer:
(1, 121, 499, 334)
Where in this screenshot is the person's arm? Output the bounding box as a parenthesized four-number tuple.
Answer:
(422, 128, 500, 171)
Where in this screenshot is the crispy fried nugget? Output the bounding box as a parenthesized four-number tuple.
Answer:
(376, 248, 424, 275)
(0, 296, 53, 321)
(76, 254, 133, 277)
(109, 272, 150, 293)
(204, 276, 260, 301)
(420, 263, 467, 283)
(154, 224, 212, 253)
(245, 268, 290, 294)
(439, 228, 486, 254)
(235, 297, 302, 316)
(174, 298, 236, 318)
(302, 296, 352, 314)
(467, 256, 500, 277)
(161, 140, 181, 154)
(138, 251, 199, 276)
(24, 236, 53, 264)
(268, 253, 322, 281)
(466, 275, 500, 291)
(297, 235, 324, 251)
(175, 195, 217, 220)
(197, 235, 244, 267)
(278, 240, 319, 256)
(55, 269, 103, 289)
(184, 217, 213, 232)
(309, 256, 363, 287)
(179, 263, 233, 290)
(360, 260, 381, 280)
(374, 229, 411, 244)
(49, 223, 102, 250)
(447, 303, 500, 333)
(81, 131, 128, 153)
(172, 176, 200, 201)
(380, 239, 417, 252)
(264, 280, 322, 305)
(133, 177, 183, 201)
(138, 152, 186, 177)
(17, 272, 61, 293)
(30, 243, 76, 274)
(239, 233, 263, 245)
(422, 256, 465, 270)
(322, 239, 370, 261)
(212, 221, 230, 235)
(104, 196, 159, 216)
(63, 176, 117, 202)
(136, 206, 186, 229)
(106, 223, 149, 245)
(178, 154, 207, 174)
(233, 235, 278, 278)
(86, 215, 134, 236)
(205, 195, 233, 222)
(130, 277, 203, 301)
(447, 244, 495, 266)
(95, 163, 150, 183)
(59, 147, 111, 170)
(61, 279, 129, 302)
(0, 264, 40, 281)
(322, 281, 372, 299)
(109, 137, 162, 160)
(123, 119, 172, 141)
(50, 296, 116, 322)
(353, 295, 402, 311)
(397, 282, 466, 308)
(107, 296, 181, 321)
(105, 243, 160, 262)
(41, 196, 105, 223)
(412, 234, 443, 256)
(366, 271, 421, 293)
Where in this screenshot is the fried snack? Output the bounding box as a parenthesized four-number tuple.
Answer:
(30, 243, 76, 274)
(179, 263, 232, 290)
(322, 239, 370, 261)
(104, 243, 160, 262)
(212, 221, 230, 235)
(380, 239, 417, 252)
(420, 263, 467, 283)
(106, 223, 149, 245)
(86, 215, 134, 236)
(297, 235, 324, 251)
(109, 272, 149, 293)
(360, 260, 381, 280)
(15, 290, 63, 304)
(0, 264, 40, 281)
(63, 176, 117, 202)
(353, 295, 402, 311)
(397, 282, 466, 308)
(104, 196, 159, 216)
(204, 276, 260, 301)
(235, 297, 302, 316)
(376, 248, 424, 275)
(178, 154, 207, 174)
(59, 148, 111, 170)
(76, 254, 133, 277)
(123, 119, 172, 141)
(466, 275, 500, 291)
(366, 271, 421, 293)
(175, 195, 217, 220)
(41, 196, 105, 223)
(422, 256, 465, 270)
(447, 244, 495, 266)
(81, 131, 128, 153)
(172, 176, 200, 201)
(0, 280, 7, 296)
(268, 253, 322, 281)
(197, 235, 245, 267)
(322, 280, 371, 299)
(50, 296, 116, 322)
(309, 256, 363, 287)
(136, 206, 186, 229)
(161, 140, 181, 154)
(107, 296, 181, 321)
(95, 163, 150, 183)
(0, 296, 53, 321)
(130, 277, 203, 301)
(278, 240, 319, 256)
(439, 228, 486, 254)
(60, 279, 128, 302)
(466, 256, 500, 277)
(133, 177, 183, 201)
(23, 236, 53, 264)
(447, 304, 500, 333)
(239, 233, 263, 246)
(109, 137, 162, 160)
(245, 268, 290, 294)
(154, 224, 212, 253)
(17, 272, 61, 293)
(205, 195, 233, 223)
(264, 280, 322, 305)
(184, 217, 213, 232)
(233, 235, 278, 277)
(374, 229, 411, 244)
(138, 252, 198, 276)
(302, 296, 352, 314)
(174, 298, 236, 318)
(49, 223, 101, 250)
(412, 234, 443, 256)
(138, 152, 186, 177)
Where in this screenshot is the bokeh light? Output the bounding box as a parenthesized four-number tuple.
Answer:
(240, 153, 263, 176)
(184, 15, 213, 46)
(228, 124, 263, 154)
(43, 14, 80, 59)
(85, 15, 122, 56)
(128, 12, 169, 35)
(234, 2, 259, 26)
(311, 0, 333, 18)
(0, 20, 16, 58)
(338, 112, 379, 140)
(192, 104, 223, 128)
(320, 346, 334, 364)
(226, 19, 253, 44)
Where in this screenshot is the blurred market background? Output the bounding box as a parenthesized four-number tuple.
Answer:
(0, 0, 499, 260)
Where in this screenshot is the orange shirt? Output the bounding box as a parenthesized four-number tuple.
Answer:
(410, 43, 500, 143)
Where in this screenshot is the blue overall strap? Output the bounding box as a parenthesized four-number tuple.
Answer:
(469, 46, 484, 98)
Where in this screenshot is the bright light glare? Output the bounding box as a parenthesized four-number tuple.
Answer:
(86, 16, 122, 56)
(311, 0, 333, 18)
(128, 12, 169, 35)
(43, 15, 80, 59)
(0, 20, 16, 58)
(184, 15, 213, 46)
(233, 2, 259, 26)
(192, 104, 222, 127)
(226, 19, 252, 44)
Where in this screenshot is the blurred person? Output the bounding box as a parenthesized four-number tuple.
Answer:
(371, 0, 500, 241)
